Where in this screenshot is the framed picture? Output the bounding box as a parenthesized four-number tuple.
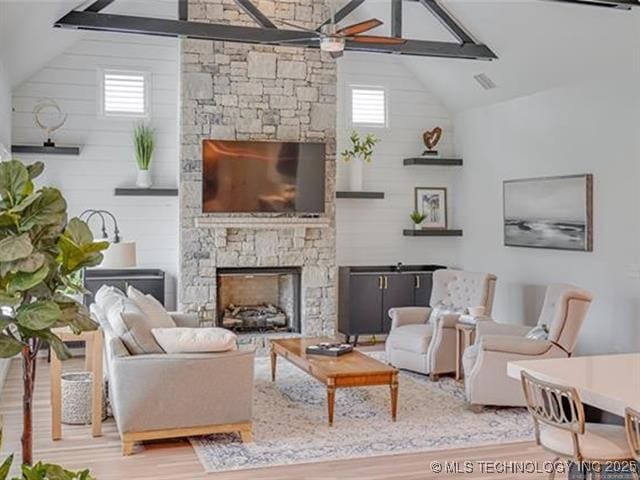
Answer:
(415, 187, 448, 229)
(503, 174, 593, 251)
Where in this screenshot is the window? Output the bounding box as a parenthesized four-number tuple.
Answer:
(350, 86, 387, 127)
(101, 70, 149, 117)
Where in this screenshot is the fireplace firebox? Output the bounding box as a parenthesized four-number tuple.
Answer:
(216, 267, 301, 333)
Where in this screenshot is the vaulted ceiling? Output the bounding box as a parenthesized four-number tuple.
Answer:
(2, 0, 639, 112)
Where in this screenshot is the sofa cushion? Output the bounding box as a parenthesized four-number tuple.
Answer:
(127, 286, 176, 329)
(386, 324, 434, 354)
(539, 423, 632, 460)
(106, 297, 164, 355)
(151, 327, 238, 354)
(95, 285, 126, 313)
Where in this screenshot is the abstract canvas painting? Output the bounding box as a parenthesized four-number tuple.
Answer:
(503, 175, 593, 251)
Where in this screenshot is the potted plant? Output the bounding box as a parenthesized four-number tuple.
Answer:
(0, 159, 109, 465)
(341, 131, 379, 191)
(0, 455, 94, 479)
(133, 122, 155, 188)
(410, 210, 426, 230)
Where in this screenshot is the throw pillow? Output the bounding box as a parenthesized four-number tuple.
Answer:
(94, 285, 126, 313)
(106, 297, 165, 355)
(127, 286, 176, 329)
(151, 328, 238, 354)
(525, 325, 549, 341)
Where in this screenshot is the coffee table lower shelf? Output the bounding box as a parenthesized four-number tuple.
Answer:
(270, 338, 399, 426)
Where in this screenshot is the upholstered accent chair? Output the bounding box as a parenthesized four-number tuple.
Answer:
(464, 284, 593, 409)
(385, 269, 497, 378)
(521, 372, 635, 479)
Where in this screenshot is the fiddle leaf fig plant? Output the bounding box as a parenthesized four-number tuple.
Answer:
(0, 159, 109, 466)
(0, 455, 94, 480)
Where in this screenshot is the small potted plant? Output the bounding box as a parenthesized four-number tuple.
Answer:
(133, 122, 155, 188)
(341, 131, 379, 191)
(410, 210, 426, 230)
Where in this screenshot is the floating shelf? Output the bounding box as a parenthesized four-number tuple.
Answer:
(403, 157, 463, 166)
(12, 145, 81, 156)
(114, 188, 179, 197)
(403, 229, 463, 237)
(336, 191, 385, 199)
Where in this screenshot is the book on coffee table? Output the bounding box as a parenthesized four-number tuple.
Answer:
(305, 342, 353, 357)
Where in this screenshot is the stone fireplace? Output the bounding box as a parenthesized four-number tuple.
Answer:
(179, 0, 337, 338)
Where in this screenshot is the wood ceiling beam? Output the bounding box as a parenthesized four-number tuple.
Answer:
(547, 0, 638, 8)
(391, 0, 402, 38)
(317, 0, 366, 31)
(83, 0, 115, 13)
(178, 0, 188, 21)
(417, 0, 474, 44)
(54, 11, 497, 60)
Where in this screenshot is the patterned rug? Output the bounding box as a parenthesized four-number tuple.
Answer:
(191, 352, 533, 473)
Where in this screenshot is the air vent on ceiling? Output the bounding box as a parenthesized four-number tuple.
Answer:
(473, 73, 497, 90)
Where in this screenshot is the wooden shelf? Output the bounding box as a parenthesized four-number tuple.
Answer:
(403, 229, 463, 237)
(336, 191, 385, 199)
(403, 157, 463, 166)
(12, 145, 81, 156)
(114, 188, 178, 197)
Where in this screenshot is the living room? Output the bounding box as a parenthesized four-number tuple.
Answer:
(0, 0, 638, 478)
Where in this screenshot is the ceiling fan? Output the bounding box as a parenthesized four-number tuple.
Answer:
(276, 13, 406, 58)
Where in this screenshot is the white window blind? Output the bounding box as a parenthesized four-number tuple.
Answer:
(351, 87, 386, 126)
(102, 70, 148, 117)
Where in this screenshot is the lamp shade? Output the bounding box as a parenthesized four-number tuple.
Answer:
(100, 242, 137, 269)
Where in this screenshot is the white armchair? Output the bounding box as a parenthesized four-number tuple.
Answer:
(385, 269, 497, 378)
(463, 284, 593, 409)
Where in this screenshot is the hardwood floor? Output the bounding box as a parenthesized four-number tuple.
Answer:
(0, 358, 552, 479)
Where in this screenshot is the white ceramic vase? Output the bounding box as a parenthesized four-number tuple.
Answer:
(414, 223, 423, 230)
(136, 169, 152, 188)
(347, 159, 364, 192)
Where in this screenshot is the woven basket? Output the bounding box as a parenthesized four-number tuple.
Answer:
(61, 372, 106, 425)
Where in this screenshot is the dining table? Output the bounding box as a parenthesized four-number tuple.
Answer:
(507, 353, 640, 417)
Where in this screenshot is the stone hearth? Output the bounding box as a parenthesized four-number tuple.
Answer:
(179, 0, 337, 337)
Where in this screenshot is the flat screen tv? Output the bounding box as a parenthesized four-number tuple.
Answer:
(202, 140, 326, 214)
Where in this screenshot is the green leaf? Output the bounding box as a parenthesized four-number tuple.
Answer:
(17, 301, 61, 330)
(0, 253, 46, 277)
(0, 455, 12, 480)
(0, 334, 23, 358)
(57, 302, 97, 334)
(27, 162, 45, 180)
(0, 292, 21, 308)
(9, 192, 41, 214)
(64, 218, 94, 246)
(0, 233, 32, 262)
(0, 160, 31, 205)
(20, 188, 66, 231)
(6, 264, 49, 294)
(35, 331, 72, 361)
(0, 212, 18, 228)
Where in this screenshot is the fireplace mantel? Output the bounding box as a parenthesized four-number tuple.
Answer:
(195, 216, 331, 231)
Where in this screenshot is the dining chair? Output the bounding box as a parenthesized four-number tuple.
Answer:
(626, 407, 640, 480)
(521, 371, 635, 480)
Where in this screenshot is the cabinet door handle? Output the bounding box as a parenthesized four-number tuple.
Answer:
(384, 276, 388, 289)
(415, 275, 421, 289)
(378, 276, 384, 290)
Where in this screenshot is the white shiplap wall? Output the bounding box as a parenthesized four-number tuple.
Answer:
(0, 60, 10, 148)
(11, 32, 180, 309)
(336, 53, 460, 267)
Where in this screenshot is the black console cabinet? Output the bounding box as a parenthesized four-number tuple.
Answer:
(84, 269, 166, 306)
(338, 265, 445, 344)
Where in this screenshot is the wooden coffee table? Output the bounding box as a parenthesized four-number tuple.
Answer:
(270, 338, 399, 426)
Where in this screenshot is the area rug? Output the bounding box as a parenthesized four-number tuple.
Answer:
(191, 352, 533, 473)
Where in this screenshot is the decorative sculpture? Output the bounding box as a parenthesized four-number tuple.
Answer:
(33, 98, 68, 147)
(422, 127, 442, 156)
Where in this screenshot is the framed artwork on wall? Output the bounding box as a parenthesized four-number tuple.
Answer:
(415, 187, 448, 229)
(503, 174, 593, 252)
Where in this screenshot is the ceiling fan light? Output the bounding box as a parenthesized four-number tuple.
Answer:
(320, 36, 345, 52)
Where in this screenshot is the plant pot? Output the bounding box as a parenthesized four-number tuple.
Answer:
(61, 372, 107, 425)
(413, 223, 423, 230)
(136, 169, 152, 188)
(347, 160, 364, 191)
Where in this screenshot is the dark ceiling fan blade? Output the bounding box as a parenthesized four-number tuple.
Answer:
(336, 18, 383, 37)
(349, 35, 407, 45)
(260, 37, 320, 44)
